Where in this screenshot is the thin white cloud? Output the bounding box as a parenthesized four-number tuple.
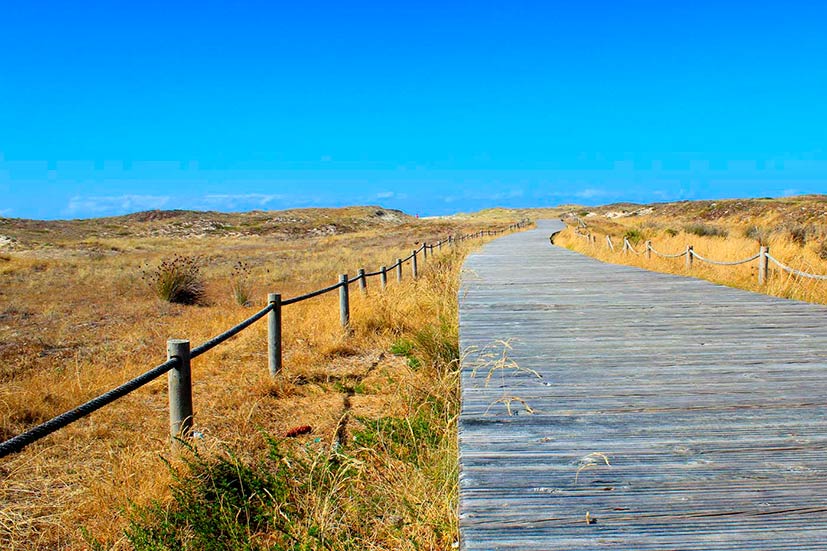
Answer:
(0, 208, 12, 216)
(201, 193, 286, 209)
(376, 191, 395, 199)
(574, 188, 607, 199)
(65, 194, 171, 216)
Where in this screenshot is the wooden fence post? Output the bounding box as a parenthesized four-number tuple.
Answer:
(758, 246, 769, 285)
(358, 268, 367, 294)
(606, 235, 614, 251)
(645, 240, 652, 259)
(686, 245, 693, 270)
(396, 258, 403, 283)
(412, 249, 418, 279)
(380, 266, 387, 289)
(339, 274, 350, 328)
(438, 240, 442, 251)
(167, 339, 193, 447)
(267, 293, 282, 377)
(423, 243, 428, 260)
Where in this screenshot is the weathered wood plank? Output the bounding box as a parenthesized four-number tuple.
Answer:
(459, 220, 827, 550)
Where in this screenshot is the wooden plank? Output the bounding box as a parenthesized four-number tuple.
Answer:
(459, 220, 827, 550)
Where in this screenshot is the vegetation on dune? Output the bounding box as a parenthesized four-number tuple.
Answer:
(0, 208, 527, 550)
(142, 255, 207, 305)
(557, 195, 827, 305)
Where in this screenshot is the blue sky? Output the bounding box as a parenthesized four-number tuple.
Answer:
(1, 1, 825, 219)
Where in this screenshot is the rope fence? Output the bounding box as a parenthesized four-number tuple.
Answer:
(0, 220, 531, 459)
(572, 226, 827, 286)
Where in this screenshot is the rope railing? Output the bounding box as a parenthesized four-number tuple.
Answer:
(569, 223, 827, 287)
(648, 244, 688, 259)
(622, 238, 642, 256)
(0, 219, 531, 459)
(689, 250, 761, 267)
(0, 358, 180, 458)
(766, 253, 827, 281)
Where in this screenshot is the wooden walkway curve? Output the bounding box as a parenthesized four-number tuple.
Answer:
(459, 219, 827, 550)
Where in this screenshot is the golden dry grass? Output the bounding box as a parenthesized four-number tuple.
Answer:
(556, 202, 827, 305)
(0, 210, 525, 550)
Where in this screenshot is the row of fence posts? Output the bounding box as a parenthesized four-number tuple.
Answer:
(164, 222, 527, 446)
(584, 232, 772, 286)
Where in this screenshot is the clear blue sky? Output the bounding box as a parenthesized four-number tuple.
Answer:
(1, 1, 825, 219)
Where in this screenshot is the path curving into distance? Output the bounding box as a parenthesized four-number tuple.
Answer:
(459, 219, 827, 550)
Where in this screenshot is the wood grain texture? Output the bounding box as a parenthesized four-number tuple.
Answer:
(459, 220, 827, 550)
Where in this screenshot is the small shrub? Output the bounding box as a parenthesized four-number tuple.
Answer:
(785, 223, 811, 246)
(664, 228, 678, 237)
(744, 225, 770, 245)
(684, 223, 728, 238)
(122, 443, 296, 551)
(623, 229, 644, 245)
(819, 240, 827, 261)
(142, 255, 206, 305)
(390, 338, 414, 357)
(230, 260, 253, 306)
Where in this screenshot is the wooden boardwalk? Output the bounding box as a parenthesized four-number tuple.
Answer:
(459, 220, 827, 550)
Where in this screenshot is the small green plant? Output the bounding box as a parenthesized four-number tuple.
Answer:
(684, 223, 728, 238)
(390, 337, 422, 368)
(230, 260, 253, 306)
(123, 443, 295, 551)
(142, 255, 206, 305)
(818, 240, 827, 260)
(664, 228, 678, 237)
(389, 338, 414, 357)
(623, 229, 644, 245)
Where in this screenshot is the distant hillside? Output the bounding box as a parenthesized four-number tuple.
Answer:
(0, 206, 411, 248)
(567, 195, 827, 228)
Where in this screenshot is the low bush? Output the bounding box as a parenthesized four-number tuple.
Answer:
(785, 223, 812, 246)
(684, 223, 728, 238)
(623, 229, 644, 245)
(143, 255, 206, 305)
(743, 225, 770, 245)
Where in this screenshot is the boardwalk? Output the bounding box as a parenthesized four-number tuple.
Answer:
(459, 220, 827, 550)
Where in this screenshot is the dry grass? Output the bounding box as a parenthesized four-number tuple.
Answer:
(0, 209, 524, 550)
(557, 199, 827, 305)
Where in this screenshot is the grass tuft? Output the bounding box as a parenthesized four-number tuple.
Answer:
(143, 255, 206, 305)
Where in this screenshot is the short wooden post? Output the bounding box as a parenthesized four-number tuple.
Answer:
(267, 293, 282, 376)
(396, 258, 403, 283)
(623, 238, 629, 255)
(438, 240, 442, 251)
(412, 249, 418, 279)
(358, 268, 367, 294)
(423, 243, 428, 260)
(758, 246, 769, 285)
(606, 235, 614, 251)
(380, 266, 387, 289)
(167, 339, 193, 446)
(645, 240, 652, 259)
(686, 245, 693, 270)
(339, 274, 350, 328)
